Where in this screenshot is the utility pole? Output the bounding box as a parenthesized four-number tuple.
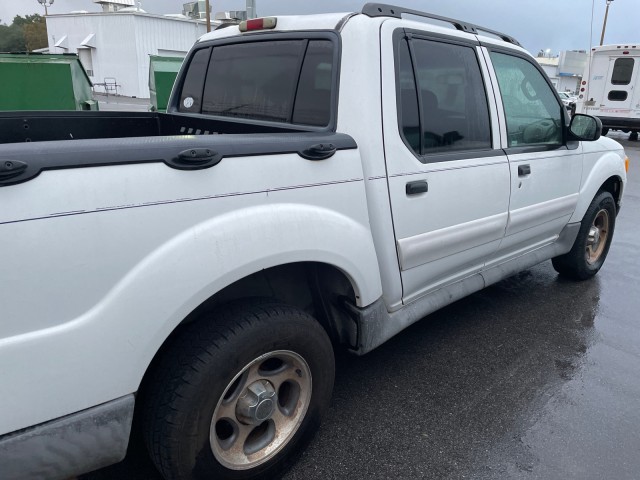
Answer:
(37, 0, 54, 16)
(600, 0, 614, 46)
(205, 0, 211, 33)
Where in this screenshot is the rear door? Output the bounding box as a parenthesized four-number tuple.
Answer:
(601, 55, 639, 112)
(381, 22, 510, 303)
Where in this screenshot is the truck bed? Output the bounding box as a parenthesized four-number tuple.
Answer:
(0, 111, 355, 188)
(0, 110, 306, 145)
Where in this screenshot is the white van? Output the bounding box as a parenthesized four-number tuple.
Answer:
(576, 44, 640, 139)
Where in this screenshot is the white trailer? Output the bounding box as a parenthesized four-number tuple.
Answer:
(576, 44, 640, 139)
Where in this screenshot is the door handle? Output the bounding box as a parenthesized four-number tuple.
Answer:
(518, 164, 531, 176)
(406, 180, 428, 195)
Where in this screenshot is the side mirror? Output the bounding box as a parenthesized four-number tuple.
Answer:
(569, 114, 602, 141)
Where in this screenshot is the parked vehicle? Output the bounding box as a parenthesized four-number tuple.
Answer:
(575, 44, 640, 139)
(558, 91, 577, 109)
(0, 4, 628, 480)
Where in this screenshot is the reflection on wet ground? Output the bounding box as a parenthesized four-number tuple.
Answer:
(85, 141, 640, 480)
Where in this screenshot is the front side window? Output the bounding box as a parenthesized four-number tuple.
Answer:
(490, 52, 562, 148)
(611, 57, 634, 85)
(396, 37, 492, 158)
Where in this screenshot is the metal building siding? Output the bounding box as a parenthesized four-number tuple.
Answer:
(132, 15, 206, 98)
(46, 13, 207, 98)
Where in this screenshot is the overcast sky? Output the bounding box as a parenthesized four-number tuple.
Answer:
(1, 0, 637, 55)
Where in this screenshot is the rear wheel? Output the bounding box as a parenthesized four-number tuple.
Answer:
(601, 127, 609, 136)
(142, 301, 335, 479)
(552, 191, 616, 280)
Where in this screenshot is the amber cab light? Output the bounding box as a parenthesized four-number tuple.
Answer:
(239, 17, 277, 32)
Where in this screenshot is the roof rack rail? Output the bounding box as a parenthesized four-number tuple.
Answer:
(361, 3, 521, 47)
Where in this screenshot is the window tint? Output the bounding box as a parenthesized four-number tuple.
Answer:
(202, 41, 306, 122)
(608, 90, 628, 101)
(410, 39, 492, 155)
(198, 40, 334, 126)
(178, 47, 211, 113)
(397, 38, 420, 153)
(490, 52, 562, 148)
(611, 57, 634, 85)
(292, 41, 334, 126)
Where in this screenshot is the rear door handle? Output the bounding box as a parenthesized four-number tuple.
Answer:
(518, 164, 531, 176)
(406, 180, 428, 195)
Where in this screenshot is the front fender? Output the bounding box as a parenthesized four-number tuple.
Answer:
(569, 145, 626, 223)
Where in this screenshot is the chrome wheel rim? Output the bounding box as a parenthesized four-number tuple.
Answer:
(210, 350, 312, 470)
(586, 209, 609, 264)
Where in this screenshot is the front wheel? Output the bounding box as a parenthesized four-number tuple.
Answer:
(552, 191, 616, 280)
(142, 301, 335, 479)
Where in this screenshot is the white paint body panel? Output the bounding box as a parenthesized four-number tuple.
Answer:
(571, 136, 627, 223)
(0, 149, 382, 434)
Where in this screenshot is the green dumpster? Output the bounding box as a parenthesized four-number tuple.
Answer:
(0, 53, 98, 111)
(149, 55, 184, 112)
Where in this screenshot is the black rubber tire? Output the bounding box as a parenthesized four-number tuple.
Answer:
(630, 131, 639, 141)
(141, 301, 335, 480)
(552, 191, 616, 280)
(601, 127, 609, 136)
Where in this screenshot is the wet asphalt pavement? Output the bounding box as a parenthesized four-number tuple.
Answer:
(85, 135, 640, 480)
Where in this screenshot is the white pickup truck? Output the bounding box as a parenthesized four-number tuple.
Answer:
(0, 4, 629, 479)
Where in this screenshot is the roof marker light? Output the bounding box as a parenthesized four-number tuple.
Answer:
(239, 17, 277, 32)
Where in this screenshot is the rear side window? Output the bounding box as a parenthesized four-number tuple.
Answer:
(611, 57, 634, 85)
(397, 39, 420, 153)
(192, 39, 334, 126)
(178, 47, 211, 113)
(397, 37, 492, 157)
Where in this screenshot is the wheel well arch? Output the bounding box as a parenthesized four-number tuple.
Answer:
(136, 262, 358, 403)
(598, 175, 623, 212)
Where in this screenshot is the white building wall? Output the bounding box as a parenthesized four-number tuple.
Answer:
(132, 15, 206, 98)
(540, 64, 559, 88)
(557, 76, 580, 94)
(46, 13, 208, 98)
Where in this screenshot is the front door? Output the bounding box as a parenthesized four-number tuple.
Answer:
(381, 22, 510, 303)
(484, 50, 583, 265)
